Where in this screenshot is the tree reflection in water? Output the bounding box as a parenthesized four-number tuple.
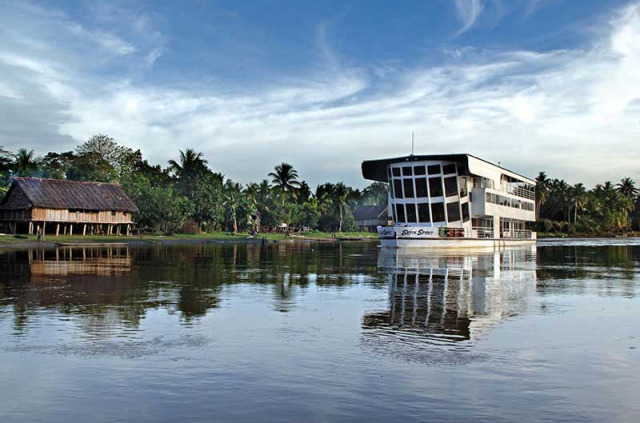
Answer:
(0, 242, 384, 336)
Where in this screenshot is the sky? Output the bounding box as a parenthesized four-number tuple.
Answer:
(0, 0, 639, 188)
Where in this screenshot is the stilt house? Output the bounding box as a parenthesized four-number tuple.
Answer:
(0, 178, 138, 236)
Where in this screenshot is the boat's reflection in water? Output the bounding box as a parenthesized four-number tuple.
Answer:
(362, 247, 537, 361)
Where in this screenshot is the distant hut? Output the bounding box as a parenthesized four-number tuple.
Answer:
(353, 205, 389, 232)
(0, 178, 138, 236)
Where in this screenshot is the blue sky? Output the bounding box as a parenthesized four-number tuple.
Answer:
(0, 0, 638, 187)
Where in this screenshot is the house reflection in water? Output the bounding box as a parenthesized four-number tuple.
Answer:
(27, 245, 131, 282)
(363, 247, 537, 345)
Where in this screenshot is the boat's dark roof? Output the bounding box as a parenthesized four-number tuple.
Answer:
(361, 153, 535, 184)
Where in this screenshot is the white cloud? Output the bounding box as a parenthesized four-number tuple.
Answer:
(0, 1, 639, 188)
(454, 0, 485, 35)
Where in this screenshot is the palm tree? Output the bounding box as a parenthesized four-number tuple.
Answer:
(548, 179, 570, 221)
(268, 163, 301, 194)
(570, 183, 587, 223)
(243, 183, 261, 232)
(616, 177, 639, 200)
(168, 149, 208, 179)
(15, 148, 37, 177)
(534, 171, 550, 218)
(332, 182, 350, 232)
(223, 184, 241, 233)
(168, 149, 209, 201)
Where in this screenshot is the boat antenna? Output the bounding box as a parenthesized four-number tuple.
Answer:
(411, 132, 415, 156)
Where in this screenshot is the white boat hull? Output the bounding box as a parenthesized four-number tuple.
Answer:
(377, 226, 536, 249)
(379, 237, 535, 249)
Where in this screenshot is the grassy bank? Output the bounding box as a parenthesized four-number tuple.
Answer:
(0, 230, 377, 247)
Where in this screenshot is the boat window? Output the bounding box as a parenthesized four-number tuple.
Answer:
(428, 177, 443, 197)
(443, 164, 457, 175)
(431, 202, 445, 223)
(459, 177, 468, 197)
(395, 204, 406, 223)
(418, 203, 430, 224)
(461, 202, 470, 222)
(392, 167, 401, 177)
(444, 176, 458, 197)
(402, 166, 413, 176)
(403, 179, 415, 198)
(394, 179, 403, 199)
(447, 202, 461, 223)
(406, 204, 417, 223)
(414, 166, 426, 176)
(415, 178, 428, 198)
(427, 164, 440, 175)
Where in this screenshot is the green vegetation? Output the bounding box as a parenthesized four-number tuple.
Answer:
(2, 134, 637, 238)
(0, 135, 388, 236)
(0, 231, 378, 246)
(535, 172, 640, 235)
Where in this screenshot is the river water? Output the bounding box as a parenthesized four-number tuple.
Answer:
(0, 239, 639, 422)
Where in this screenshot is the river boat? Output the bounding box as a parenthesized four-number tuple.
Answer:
(361, 154, 536, 248)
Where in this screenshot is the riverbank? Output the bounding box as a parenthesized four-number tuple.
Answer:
(0, 231, 378, 249)
(537, 231, 639, 238)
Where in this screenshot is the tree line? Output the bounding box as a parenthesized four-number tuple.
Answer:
(535, 172, 640, 234)
(1, 134, 638, 235)
(0, 135, 388, 234)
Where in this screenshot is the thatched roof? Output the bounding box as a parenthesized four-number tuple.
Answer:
(0, 178, 138, 212)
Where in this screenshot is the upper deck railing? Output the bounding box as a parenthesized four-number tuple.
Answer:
(472, 178, 535, 201)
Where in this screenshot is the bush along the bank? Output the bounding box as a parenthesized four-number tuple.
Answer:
(534, 172, 639, 235)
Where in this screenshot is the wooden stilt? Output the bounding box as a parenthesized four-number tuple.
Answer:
(83, 224, 87, 236)
(70, 224, 73, 236)
(56, 224, 60, 237)
(29, 222, 33, 235)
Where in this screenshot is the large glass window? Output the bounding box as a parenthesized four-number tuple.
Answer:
(403, 179, 415, 198)
(444, 176, 458, 197)
(461, 202, 470, 222)
(414, 166, 426, 176)
(427, 164, 441, 175)
(394, 179, 403, 199)
(402, 166, 413, 176)
(443, 164, 457, 174)
(395, 204, 405, 223)
(431, 202, 445, 223)
(418, 203, 430, 224)
(392, 167, 401, 177)
(447, 202, 461, 223)
(415, 178, 428, 197)
(429, 177, 443, 197)
(406, 204, 417, 223)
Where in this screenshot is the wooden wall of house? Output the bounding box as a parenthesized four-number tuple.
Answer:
(31, 208, 133, 224)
